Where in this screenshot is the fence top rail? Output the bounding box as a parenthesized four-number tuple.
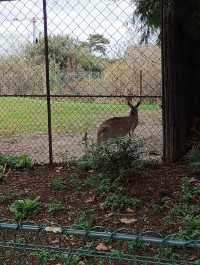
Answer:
(0, 94, 162, 98)
(0, 221, 199, 248)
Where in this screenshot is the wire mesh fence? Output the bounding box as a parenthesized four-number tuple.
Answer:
(0, 0, 162, 164)
(0, 220, 200, 265)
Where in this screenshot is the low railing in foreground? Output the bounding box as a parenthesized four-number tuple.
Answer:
(0, 220, 199, 265)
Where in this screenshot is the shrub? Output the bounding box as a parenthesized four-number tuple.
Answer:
(48, 201, 65, 214)
(0, 154, 32, 169)
(0, 56, 44, 95)
(72, 213, 93, 229)
(85, 173, 119, 196)
(181, 178, 194, 203)
(0, 164, 7, 184)
(9, 197, 41, 221)
(68, 175, 83, 192)
(181, 215, 200, 240)
(50, 177, 66, 191)
(186, 146, 200, 174)
(103, 194, 141, 211)
(0, 192, 18, 204)
(34, 251, 80, 265)
(77, 137, 144, 174)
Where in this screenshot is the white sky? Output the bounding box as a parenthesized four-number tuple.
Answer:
(0, 0, 139, 57)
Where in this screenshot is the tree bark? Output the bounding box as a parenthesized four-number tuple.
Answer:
(162, 0, 200, 162)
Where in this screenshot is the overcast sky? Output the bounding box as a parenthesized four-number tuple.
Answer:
(0, 0, 139, 57)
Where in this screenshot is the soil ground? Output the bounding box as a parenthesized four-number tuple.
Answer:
(0, 162, 199, 264)
(0, 163, 198, 234)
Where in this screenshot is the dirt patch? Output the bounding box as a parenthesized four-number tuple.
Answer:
(0, 163, 199, 263)
(0, 110, 162, 163)
(0, 163, 197, 233)
(0, 130, 162, 164)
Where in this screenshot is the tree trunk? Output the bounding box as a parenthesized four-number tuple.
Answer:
(162, 0, 200, 162)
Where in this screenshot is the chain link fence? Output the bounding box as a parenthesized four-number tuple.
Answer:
(0, 0, 162, 164)
(0, 221, 200, 265)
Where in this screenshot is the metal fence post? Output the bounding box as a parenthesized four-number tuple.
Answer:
(161, 0, 166, 162)
(42, 0, 53, 164)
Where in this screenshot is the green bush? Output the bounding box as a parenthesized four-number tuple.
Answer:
(34, 251, 80, 265)
(68, 175, 83, 192)
(180, 177, 200, 203)
(48, 201, 65, 214)
(104, 194, 141, 211)
(9, 197, 41, 222)
(181, 215, 200, 239)
(0, 164, 7, 184)
(186, 146, 200, 174)
(85, 174, 119, 196)
(50, 177, 66, 191)
(72, 213, 93, 229)
(181, 178, 194, 203)
(77, 52, 103, 72)
(77, 137, 144, 174)
(0, 154, 32, 169)
(0, 192, 17, 204)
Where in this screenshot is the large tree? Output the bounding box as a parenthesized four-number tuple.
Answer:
(133, 0, 161, 43)
(87, 34, 110, 56)
(25, 35, 77, 69)
(25, 35, 104, 73)
(133, 0, 200, 42)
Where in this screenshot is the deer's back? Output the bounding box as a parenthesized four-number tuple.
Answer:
(97, 115, 138, 143)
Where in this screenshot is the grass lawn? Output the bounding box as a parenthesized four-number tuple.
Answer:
(0, 97, 159, 136)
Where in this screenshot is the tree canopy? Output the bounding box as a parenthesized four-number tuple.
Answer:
(133, 0, 161, 43)
(133, 0, 200, 42)
(87, 34, 110, 56)
(25, 35, 77, 69)
(25, 35, 107, 73)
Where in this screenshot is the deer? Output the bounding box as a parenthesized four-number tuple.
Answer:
(97, 99, 141, 144)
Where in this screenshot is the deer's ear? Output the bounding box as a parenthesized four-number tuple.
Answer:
(135, 100, 141, 108)
(127, 100, 133, 108)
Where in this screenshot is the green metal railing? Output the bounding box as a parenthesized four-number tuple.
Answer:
(0, 220, 199, 264)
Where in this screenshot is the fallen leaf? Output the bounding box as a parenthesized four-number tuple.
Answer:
(188, 256, 198, 261)
(51, 239, 60, 244)
(55, 167, 63, 173)
(85, 195, 96, 203)
(126, 208, 135, 213)
(99, 203, 104, 209)
(189, 177, 198, 183)
(96, 243, 109, 251)
(119, 217, 137, 224)
(45, 226, 62, 233)
(105, 212, 114, 218)
(78, 262, 86, 265)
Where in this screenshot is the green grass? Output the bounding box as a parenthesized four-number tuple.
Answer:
(0, 97, 159, 136)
